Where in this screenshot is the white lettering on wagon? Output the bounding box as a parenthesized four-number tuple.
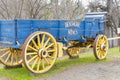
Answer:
(68, 29, 78, 35)
(65, 21, 80, 28)
(65, 21, 80, 35)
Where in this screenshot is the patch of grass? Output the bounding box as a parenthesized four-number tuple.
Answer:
(0, 68, 34, 80)
(108, 47, 120, 55)
(0, 47, 119, 80)
(107, 47, 120, 58)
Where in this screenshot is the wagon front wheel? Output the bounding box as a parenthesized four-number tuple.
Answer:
(93, 35, 108, 60)
(0, 47, 22, 67)
(22, 31, 57, 74)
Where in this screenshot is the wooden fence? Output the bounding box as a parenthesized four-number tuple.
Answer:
(105, 27, 119, 48)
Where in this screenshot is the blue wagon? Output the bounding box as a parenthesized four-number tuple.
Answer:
(0, 12, 108, 74)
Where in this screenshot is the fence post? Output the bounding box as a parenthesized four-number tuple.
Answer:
(117, 28, 120, 52)
(118, 33, 120, 52)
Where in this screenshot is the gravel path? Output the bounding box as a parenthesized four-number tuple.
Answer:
(0, 76, 10, 80)
(36, 58, 120, 80)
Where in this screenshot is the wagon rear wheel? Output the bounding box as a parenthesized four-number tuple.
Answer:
(0, 47, 22, 67)
(67, 47, 80, 58)
(22, 31, 57, 74)
(93, 35, 108, 60)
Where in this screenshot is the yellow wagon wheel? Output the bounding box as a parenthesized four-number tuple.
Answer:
(93, 35, 108, 60)
(22, 31, 57, 74)
(0, 47, 22, 66)
(67, 47, 80, 58)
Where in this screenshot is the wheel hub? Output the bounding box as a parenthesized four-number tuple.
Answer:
(38, 48, 48, 58)
(100, 43, 106, 50)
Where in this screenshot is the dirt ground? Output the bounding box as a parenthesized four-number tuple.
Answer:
(35, 58, 120, 80)
(0, 76, 10, 80)
(0, 56, 120, 80)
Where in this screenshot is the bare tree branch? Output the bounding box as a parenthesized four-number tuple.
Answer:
(0, 0, 12, 19)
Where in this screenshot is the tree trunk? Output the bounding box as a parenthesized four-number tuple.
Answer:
(107, 0, 113, 13)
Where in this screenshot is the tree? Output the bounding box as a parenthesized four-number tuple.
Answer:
(88, 0, 120, 34)
(0, 0, 85, 20)
(0, 0, 24, 19)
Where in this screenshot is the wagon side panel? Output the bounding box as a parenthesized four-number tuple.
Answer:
(32, 20, 59, 39)
(58, 20, 85, 42)
(0, 20, 16, 47)
(84, 15, 106, 39)
(17, 20, 59, 45)
(84, 17, 99, 38)
(17, 20, 32, 45)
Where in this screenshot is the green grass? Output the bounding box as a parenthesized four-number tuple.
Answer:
(108, 47, 120, 56)
(0, 47, 119, 80)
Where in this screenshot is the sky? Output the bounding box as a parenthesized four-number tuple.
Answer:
(81, 0, 89, 7)
(47, 0, 91, 8)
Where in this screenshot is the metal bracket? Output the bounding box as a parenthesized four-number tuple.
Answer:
(16, 41, 20, 46)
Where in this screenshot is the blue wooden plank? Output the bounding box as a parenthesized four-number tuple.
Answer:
(0, 20, 16, 46)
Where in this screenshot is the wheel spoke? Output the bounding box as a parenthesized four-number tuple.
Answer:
(26, 52, 37, 56)
(48, 55, 55, 59)
(15, 53, 19, 63)
(96, 47, 100, 50)
(41, 59, 45, 69)
(99, 54, 102, 58)
(46, 43, 54, 50)
(31, 39, 39, 49)
(5, 52, 11, 63)
(102, 50, 106, 55)
(98, 50, 101, 58)
(16, 51, 22, 64)
(97, 41, 101, 46)
(37, 35, 41, 47)
(37, 58, 41, 71)
(100, 51, 104, 58)
(102, 52, 105, 56)
(44, 57, 49, 65)
(100, 37, 103, 43)
(32, 57, 38, 69)
(102, 39, 106, 44)
(102, 37, 106, 43)
(104, 40, 107, 44)
(98, 50, 101, 57)
(47, 50, 55, 53)
(97, 49, 100, 54)
(0, 51, 10, 58)
(28, 45, 37, 52)
(11, 53, 14, 65)
(41, 34, 45, 46)
(96, 42, 100, 47)
(43, 38, 50, 48)
(0, 48, 9, 52)
(49, 61, 53, 65)
(27, 55, 38, 63)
